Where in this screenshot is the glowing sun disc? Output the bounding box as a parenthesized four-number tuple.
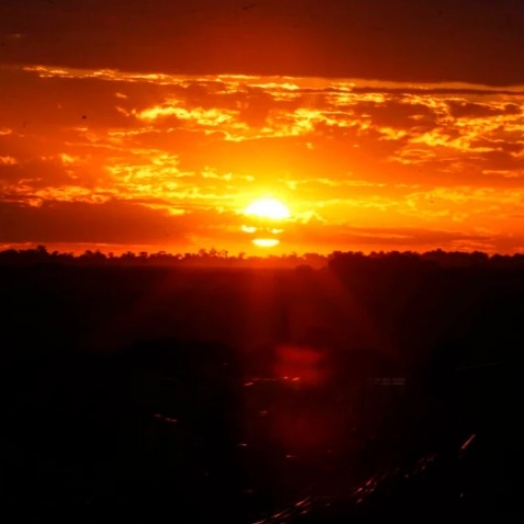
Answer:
(244, 198, 290, 220)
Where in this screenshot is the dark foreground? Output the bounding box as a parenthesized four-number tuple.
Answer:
(0, 259, 522, 521)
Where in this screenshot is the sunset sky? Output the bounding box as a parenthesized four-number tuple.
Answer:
(2, 0, 524, 254)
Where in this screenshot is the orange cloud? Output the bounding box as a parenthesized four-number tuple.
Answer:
(2, 64, 524, 253)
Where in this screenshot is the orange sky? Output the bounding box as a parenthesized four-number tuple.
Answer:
(2, 1, 524, 254)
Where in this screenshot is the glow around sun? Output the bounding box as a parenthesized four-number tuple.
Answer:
(244, 198, 290, 220)
(242, 197, 290, 248)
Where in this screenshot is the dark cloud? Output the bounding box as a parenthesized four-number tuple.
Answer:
(447, 101, 521, 119)
(2, 1, 524, 84)
(469, 139, 524, 154)
(0, 197, 249, 246)
(478, 150, 524, 171)
(0, 70, 134, 130)
(0, 158, 76, 187)
(351, 100, 437, 128)
(349, 87, 524, 97)
(0, 200, 177, 243)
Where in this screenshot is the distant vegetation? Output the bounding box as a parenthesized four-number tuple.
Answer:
(2, 244, 524, 269)
(0, 245, 325, 268)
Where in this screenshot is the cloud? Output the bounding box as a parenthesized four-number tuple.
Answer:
(446, 101, 522, 119)
(0, 199, 246, 246)
(2, 64, 524, 252)
(0, 200, 184, 244)
(3, 1, 524, 85)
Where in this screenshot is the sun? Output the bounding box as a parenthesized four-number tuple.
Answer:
(242, 197, 290, 248)
(244, 197, 290, 220)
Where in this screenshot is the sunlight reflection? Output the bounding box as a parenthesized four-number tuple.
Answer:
(274, 344, 328, 386)
(253, 238, 280, 248)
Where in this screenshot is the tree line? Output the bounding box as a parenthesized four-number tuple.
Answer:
(1, 245, 524, 269)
